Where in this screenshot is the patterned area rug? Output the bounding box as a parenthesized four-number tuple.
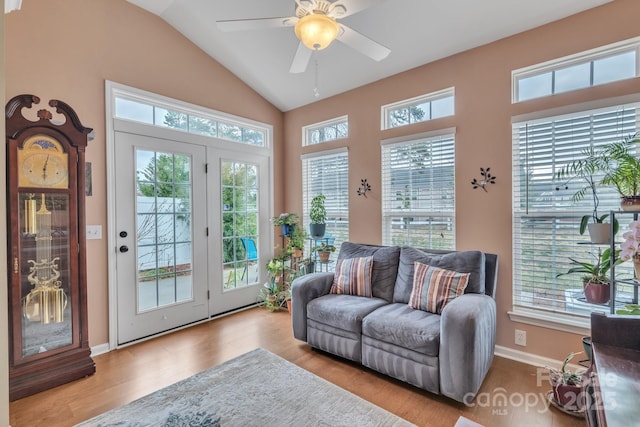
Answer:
(77, 348, 415, 427)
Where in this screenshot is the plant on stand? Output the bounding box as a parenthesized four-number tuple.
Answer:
(287, 225, 307, 259)
(272, 213, 299, 237)
(309, 194, 327, 238)
(619, 219, 640, 279)
(556, 247, 622, 304)
(546, 352, 586, 412)
(555, 145, 618, 243)
(600, 133, 640, 210)
(258, 257, 289, 312)
(311, 242, 336, 263)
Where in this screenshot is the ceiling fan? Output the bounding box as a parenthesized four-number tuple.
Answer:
(216, 0, 391, 74)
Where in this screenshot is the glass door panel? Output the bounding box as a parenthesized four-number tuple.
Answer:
(136, 150, 194, 312)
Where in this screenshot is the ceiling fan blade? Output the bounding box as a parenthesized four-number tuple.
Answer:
(337, 24, 390, 61)
(217, 16, 296, 32)
(290, 42, 312, 73)
(329, 0, 386, 18)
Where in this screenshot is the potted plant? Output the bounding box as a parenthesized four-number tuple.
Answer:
(619, 219, 640, 277)
(311, 242, 336, 263)
(257, 280, 287, 312)
(309, 194, 327, 238)
(546, 352, 586, 411)
(556, 145, 618, 243)
(287, 225, 307, 258)
(600, 133, 640, 210)
(556, 247, 622, 304)
(272, 213, 299, 237)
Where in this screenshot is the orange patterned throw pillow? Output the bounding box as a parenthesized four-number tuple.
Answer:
(330, 256, 374, 297)
(408, 262, 470, 314)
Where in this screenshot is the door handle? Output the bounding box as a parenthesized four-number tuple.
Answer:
(119, 245, 129, 253)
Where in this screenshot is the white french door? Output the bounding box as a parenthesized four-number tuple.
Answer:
(207, 151, 270, 315)
(111, 119, 271, 345)
(114, 128, 209, 344)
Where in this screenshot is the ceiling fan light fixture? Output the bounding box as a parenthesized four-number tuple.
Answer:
(294, 13, 339, 51)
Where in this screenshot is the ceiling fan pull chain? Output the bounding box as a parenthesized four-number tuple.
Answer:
(313, 50, 320, 98)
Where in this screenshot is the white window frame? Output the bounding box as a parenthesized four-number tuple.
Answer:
(113, 86, 270, 148)
(381, 88, 455, 130)
(512, 37, 640, 103)
(381, 128, 456, 249)
(509, 94, 640, 334)
(302, 116, 348, 146)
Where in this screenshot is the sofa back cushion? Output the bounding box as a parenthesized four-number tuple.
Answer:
(337, 242, 400, 302)
(408, 262, 470, 314)
(330, 256, 374, 297)
(393, 247, 486, 303)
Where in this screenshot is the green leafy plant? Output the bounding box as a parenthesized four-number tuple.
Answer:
(287, 225, 307, 252)
(311, 242, 336, 254)
(600, 133, 640, 198)
(547, 352, 585, 386)
(555, 145, 619, 236)
(309, 194, 327, 224)
(556, 247, 622, 285)
(271, 213, 299, 226)
(616, 304, 640, 315)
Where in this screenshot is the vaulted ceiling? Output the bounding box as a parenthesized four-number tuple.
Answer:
(127, 0, 611, 112)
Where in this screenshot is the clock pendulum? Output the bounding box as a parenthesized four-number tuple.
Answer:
(22, 193, 67, 324)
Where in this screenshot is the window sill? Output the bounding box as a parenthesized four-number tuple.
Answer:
(508, 307, 591, 336)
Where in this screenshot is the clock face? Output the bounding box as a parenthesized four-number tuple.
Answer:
(17, 135, 69, 189)
(22, 153, 67, 187)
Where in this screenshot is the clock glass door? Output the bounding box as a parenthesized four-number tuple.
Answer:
(17, 192, 73, 359)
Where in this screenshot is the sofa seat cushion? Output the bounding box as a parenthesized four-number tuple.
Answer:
(362, 303, 441, 356)
(307, 294, 388, 334)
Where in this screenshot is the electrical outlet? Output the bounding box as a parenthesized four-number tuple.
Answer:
(515, 329, 527, 346)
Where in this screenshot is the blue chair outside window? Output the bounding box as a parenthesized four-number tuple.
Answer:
(240, 237, 258, 280)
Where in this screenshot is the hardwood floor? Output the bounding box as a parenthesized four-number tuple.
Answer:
(9, 308, 586, 427)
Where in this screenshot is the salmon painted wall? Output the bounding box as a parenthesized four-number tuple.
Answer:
(4, 0, 284, 346)
(283, 0, 640, 361)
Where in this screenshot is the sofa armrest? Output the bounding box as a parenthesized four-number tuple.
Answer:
(439, 293, 496, 403)
(291, 272, 334, 341)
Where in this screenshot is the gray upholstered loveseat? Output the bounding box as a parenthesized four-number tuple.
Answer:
(291, 242, 499, 403)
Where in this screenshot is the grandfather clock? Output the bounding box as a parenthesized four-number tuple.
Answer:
(6, 94, 95, 400)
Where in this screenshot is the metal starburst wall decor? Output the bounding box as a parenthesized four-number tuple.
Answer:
(471, 167, 496, 192)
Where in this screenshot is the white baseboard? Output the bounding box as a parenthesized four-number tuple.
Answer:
(90, 343, 110, 357)
(495, 345, 584, 372)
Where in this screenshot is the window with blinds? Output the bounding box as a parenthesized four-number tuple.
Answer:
(381, 131, 455, 249)
(302, 149, 349, 258)
(512, 103, 639, 318)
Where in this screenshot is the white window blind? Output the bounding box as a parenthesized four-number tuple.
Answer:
(512, 103, 639, 317)
(381, 132, 455, 249)
(302, 150, 349, 256)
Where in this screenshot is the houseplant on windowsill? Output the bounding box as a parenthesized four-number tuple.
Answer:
(309, 194, 327, 238)
(600, 132, 640, 211)
(555, 145, 618, 243)
(556, 247, 622, 304)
